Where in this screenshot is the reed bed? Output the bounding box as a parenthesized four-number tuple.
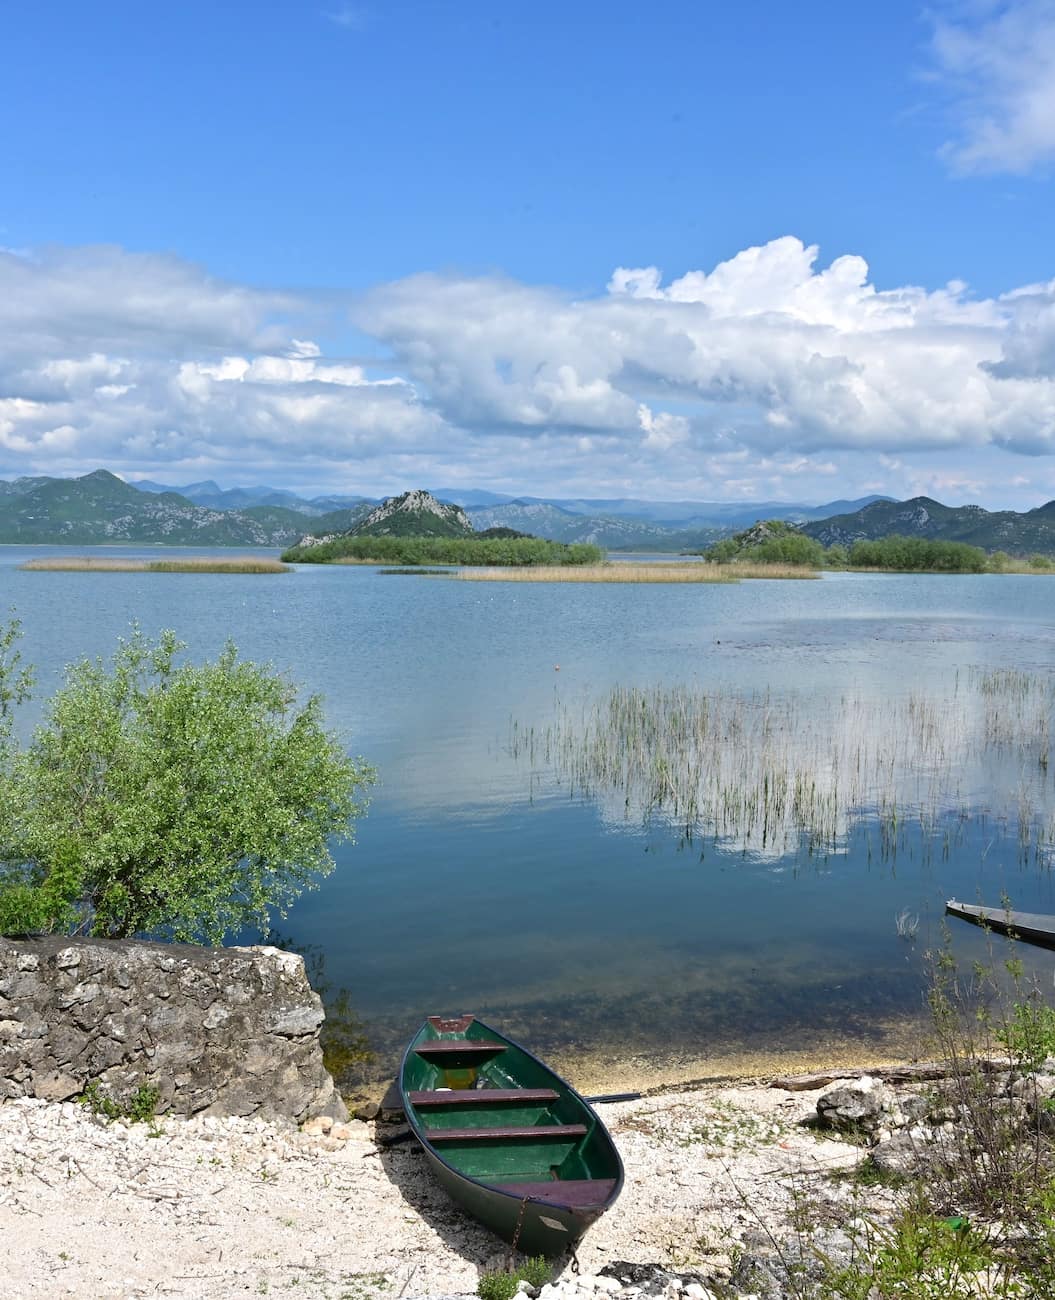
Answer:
(511, 668, 1055, 862)
(378, 568, 453, 576)
(21, 556, 290, 574)
(457, 563, 734, 583)
(720, 562, 821, 580)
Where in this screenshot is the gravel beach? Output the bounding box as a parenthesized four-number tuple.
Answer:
(0, 1076, 878, 1300)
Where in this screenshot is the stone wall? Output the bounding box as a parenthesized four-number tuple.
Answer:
(0, 936, 346, 1122)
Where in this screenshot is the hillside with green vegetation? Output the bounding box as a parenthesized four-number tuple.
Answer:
(0, 469, 365, 545)
(803, 495, 1055, 555)
(700, 519, 826, 567)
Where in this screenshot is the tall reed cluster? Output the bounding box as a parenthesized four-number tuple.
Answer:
(510, 669, 1055, 860)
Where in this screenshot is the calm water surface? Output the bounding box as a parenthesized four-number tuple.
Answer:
(3, 549, 1054, 1072)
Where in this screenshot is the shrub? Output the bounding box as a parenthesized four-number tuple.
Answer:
(0, 624, 374, 943)
(848, 536, 988, 572)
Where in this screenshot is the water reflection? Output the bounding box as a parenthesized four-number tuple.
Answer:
(4, 551, 1055, 1074)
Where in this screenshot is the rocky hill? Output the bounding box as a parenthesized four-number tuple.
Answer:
(0, 470, 363, 546)
(803, 495, 1055, 554)
(352, 489, 473, 538)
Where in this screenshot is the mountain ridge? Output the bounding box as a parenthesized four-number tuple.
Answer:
(803, 495, 1055, 554)
(0, 470, 368, 546)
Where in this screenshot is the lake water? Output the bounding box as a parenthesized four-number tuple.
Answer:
(3, 548, 1055, 1079)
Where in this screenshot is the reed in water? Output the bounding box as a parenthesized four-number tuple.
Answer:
(21, 556, 290, 574)
(511, 669, 1055, 862)
(455, 562, 817, 583)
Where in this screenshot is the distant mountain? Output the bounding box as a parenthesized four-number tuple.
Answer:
(0, 469, 365, 545)
(465, 500, 724, 550)
(803, 496, 1055, 554)
(487, 493, 894, 528)
(350, 489, 474, 539)
(428, 487, 517, 508)
(130, 478, 895, 543)
(132, 478, 372, 517)
(0, 468, 918, 550)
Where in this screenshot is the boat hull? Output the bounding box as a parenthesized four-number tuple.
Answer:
(420, 1145, 609, 1256)
(399, 1015, 623, 1256)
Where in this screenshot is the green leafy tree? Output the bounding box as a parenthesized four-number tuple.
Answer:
(849, 536, 987, 573)
(0, 626, 373, 943)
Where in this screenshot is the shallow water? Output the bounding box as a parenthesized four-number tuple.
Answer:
(3, 549, 1055, 1075)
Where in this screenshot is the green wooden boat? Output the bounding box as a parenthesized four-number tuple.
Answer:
(400, 1015, 624, 1256)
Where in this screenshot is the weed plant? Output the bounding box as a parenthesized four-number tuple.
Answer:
(477, 1256, 551, 1300)
(79, 1080, 160, 1124)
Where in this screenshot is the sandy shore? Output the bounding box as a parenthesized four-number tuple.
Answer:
(0, 1067, 890, 1300)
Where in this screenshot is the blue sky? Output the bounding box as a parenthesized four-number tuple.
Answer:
(2, 1, 1055, 505)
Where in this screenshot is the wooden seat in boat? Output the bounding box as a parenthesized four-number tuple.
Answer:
(413, 1041, 506, 1057)
(425, 1123, 587, 1143)
(408, 1089, 558, 1107)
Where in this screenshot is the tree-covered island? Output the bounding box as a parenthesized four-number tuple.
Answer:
(281, 489, 603, 566)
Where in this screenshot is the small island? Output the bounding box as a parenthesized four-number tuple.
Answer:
(281, 489, 604, 566)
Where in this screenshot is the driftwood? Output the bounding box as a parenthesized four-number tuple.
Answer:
(770, 1058, 1011, 1091)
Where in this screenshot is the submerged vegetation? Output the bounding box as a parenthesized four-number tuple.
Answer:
(20, 555, 290, 574)
(281, 535, 603, 566)
(512, 668, 1055, 860)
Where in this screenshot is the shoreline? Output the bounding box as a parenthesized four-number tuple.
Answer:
(354, 1013, 935, 1105)
(0, 1064, 903, 1300)
(544, 1023, 933, 1099)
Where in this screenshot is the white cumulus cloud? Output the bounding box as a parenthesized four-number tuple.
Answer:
(3, 237, 1055, 502)
(930, 0, 1055, 174)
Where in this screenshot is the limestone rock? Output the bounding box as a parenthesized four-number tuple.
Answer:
(0, 935, 347, 1123)
(32, 1070, 81, 1102)
(816, 1078, 889, 1135)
